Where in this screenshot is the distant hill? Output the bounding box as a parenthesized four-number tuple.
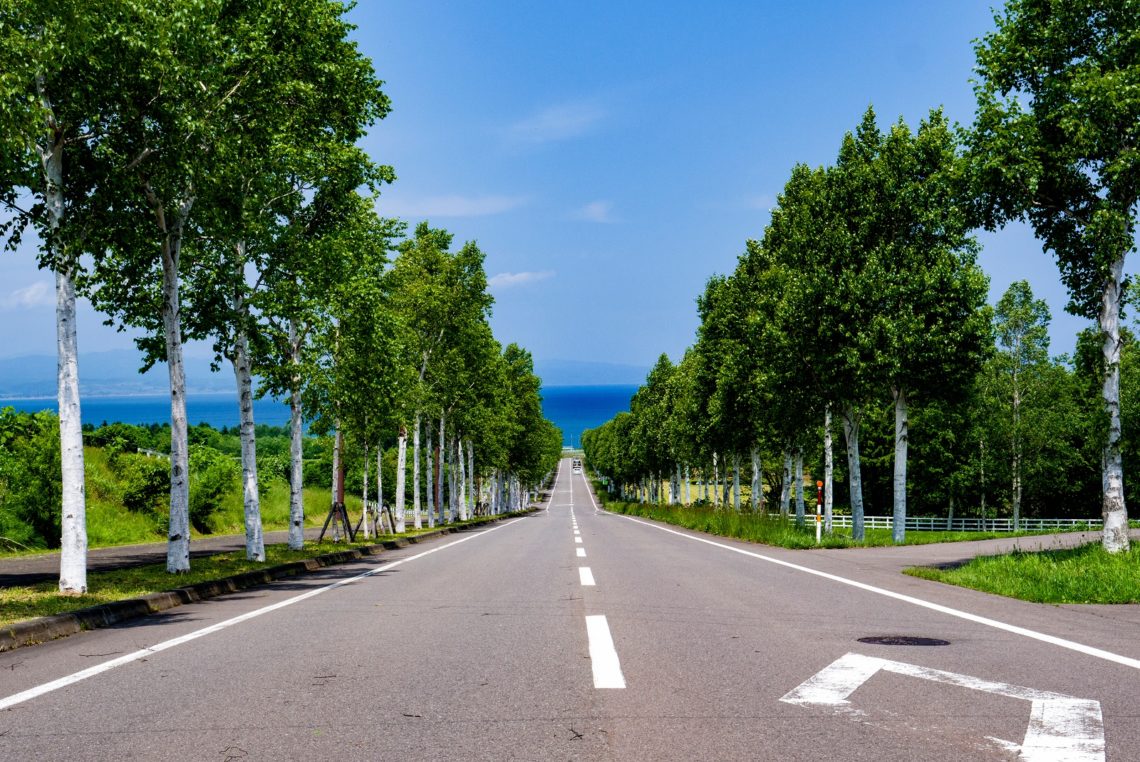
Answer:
(534, 358, 649, 387)
(0, 349, 233, 398)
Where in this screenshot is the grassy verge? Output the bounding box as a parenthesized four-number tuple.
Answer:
(0, 511, 529, 628)
(600, 496, 1050, 549)
(904, 542, 1140, 604)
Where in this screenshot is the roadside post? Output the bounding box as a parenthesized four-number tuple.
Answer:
(815, 480, 823, 545)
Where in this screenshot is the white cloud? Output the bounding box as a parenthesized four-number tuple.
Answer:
(1, 281, 53, 310)
(488, 271, 555, 290)
(379, 194, 528, 218)
(574, 200, 616, 223)
(508, 101, 605, 144)
(745, 194, 776, 211)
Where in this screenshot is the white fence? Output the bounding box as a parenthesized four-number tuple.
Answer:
(828, 515, 1102, 533)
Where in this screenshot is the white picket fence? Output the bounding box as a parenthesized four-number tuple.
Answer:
(828, 515, 1102, 533)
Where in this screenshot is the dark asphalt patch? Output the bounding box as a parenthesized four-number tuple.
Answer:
(857, 635, 951, 646)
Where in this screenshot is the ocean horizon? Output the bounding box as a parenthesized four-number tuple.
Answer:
(1, 385, 637, 446)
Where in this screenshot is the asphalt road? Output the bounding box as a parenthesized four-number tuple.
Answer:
(1, 458, 1137, 760)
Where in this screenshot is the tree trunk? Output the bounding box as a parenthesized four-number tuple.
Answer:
(732, 452, 741, 512)
(159, 198, 194, 574)
(43, 131, 87, 594)
(395, 424, 407, 532)
(824, 407, 834, 533)
(712, 452, 719, 508)
(413, 413, 422, 529)
(947, 492, 955, 531)
(231, 313, 264, 561)
(426, 428, 435, 527)
(750, 447, 760, 513)
(467, 439, 475, 518)
(841, 405, 865, 541)
(361, 437, 370, 540)
(1100, 254, 1130, 552)
(376, 444, 383, 532)
(892, 386, 908, 544)
(1012, 372, 1021, 532)
(980, 436, 987, 523)
(794, 449, 805, 526)
(287, 320, 305, 550)
(437, 416, 446, 523)
(684, 464, 691, 505)
(780, 450, 792, 517)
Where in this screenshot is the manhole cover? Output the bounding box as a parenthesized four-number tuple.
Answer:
(857, 636, 950, 647)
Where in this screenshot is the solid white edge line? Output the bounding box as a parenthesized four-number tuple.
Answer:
(579, 567, 596, 586)
(609, 512, 1140, 671)
(0, 517, 528, 711)
(585, 614, 625, 689)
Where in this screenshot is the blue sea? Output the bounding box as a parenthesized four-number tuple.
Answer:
(1, 385, 637, 445)
(541, 385, 636, 448)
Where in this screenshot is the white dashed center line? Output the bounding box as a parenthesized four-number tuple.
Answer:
(579, 567, 596, 586)
(586, 615, 626, 689)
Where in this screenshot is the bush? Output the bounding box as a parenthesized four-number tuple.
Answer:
(0, 408, 62, 549)
(189, 444, 239, 533)
(117, 455, 170, 513)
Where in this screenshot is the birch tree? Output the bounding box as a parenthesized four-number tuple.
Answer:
(971, 0, 1140, 552)
(994, 281, 1050, 530)
(0, 1, 128, 590)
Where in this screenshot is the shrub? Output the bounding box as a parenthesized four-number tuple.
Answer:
(188, 444, 238, 533)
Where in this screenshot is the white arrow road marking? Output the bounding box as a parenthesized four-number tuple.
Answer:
(585, 615, 625, 689)
(781, 653, 1105, 762)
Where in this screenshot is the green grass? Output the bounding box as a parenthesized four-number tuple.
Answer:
(0, 510, 532, 628)
(904, 542, 1140, 603)
(601, 498, 1050, 549)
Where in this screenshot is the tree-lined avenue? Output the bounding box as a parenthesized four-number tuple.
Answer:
(0, 459, 1136, 759)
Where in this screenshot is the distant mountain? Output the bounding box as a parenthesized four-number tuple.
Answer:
(0, 349, 233, 398)
(534, 358, 650, 387)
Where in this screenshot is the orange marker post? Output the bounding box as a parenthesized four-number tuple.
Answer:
(815, 480, 824, 544)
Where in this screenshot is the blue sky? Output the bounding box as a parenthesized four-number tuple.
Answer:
(0, 1, 1123, 381)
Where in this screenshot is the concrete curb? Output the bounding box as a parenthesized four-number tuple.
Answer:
(0, 510, 538, 654)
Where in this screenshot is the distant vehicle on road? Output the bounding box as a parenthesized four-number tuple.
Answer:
(572, 458, 582, 474)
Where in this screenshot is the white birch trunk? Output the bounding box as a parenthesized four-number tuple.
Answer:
(1100, 255, 1129, 552)
(426, 428, 435, 527)
(413, 413, 421, 529)
(439, 416, 448, 523)
(750, 447, 760, 513)
(159, 197, 194, 574)
(41, 121, 87, 593)
(458, 437, 468, 521)
(824, 407, 834, 533)
(892, 386, 908, 544)
(794, 449, 805, 526)
(287, 320, 305, 550)
(361, 438, 370, 540)
(395, 424, 407, 533)
(712, 452, 719, 508)
(841, 404, 865, 541)
(466, 439, 475, 518)
(684, 464, 691, 505)
(780, 450, 791, 517)
(1012, 369, 1022, 532)
(231, 311, 264, 561)
(732, 452, 741, 512)
(376, 444, 383, 532)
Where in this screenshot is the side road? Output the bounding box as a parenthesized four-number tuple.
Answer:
(0, 511, 539, 653)
(0, 528, 326, 588)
